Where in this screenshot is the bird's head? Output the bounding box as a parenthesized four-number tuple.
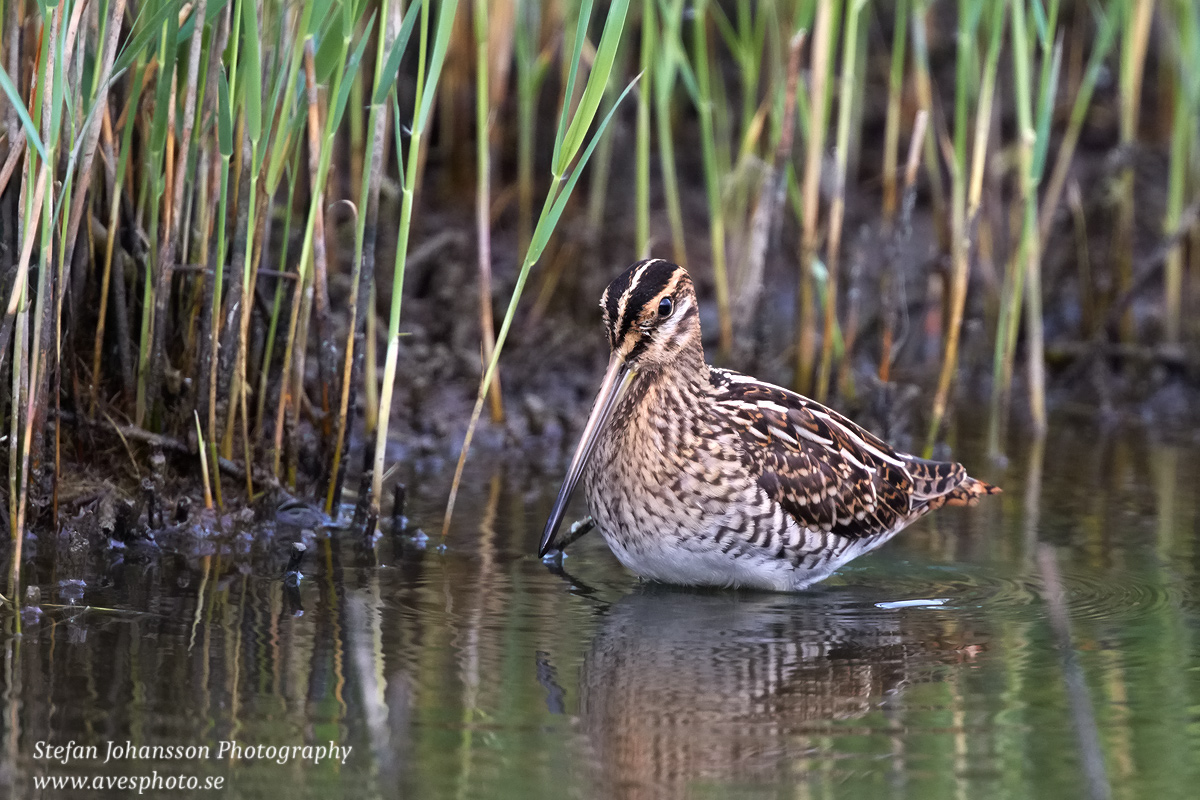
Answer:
(600, 259, 702, 372)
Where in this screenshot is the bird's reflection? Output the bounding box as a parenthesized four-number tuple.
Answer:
(577, 584, 952, 799)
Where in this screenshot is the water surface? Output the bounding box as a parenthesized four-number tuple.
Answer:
(2, 426, 1198, 799)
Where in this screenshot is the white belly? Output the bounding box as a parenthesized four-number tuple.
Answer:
(600, 528, 888, 592)
(604, 533, 802, 591)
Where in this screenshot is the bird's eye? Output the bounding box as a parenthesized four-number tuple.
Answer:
(657, 297, 674, 318)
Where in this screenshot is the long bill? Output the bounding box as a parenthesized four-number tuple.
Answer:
(538, 352, 636, 557)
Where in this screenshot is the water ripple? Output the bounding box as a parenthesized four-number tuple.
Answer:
(838, 561, 1186, 624)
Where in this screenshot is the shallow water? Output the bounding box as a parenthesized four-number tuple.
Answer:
(1, 425, 1198, 799)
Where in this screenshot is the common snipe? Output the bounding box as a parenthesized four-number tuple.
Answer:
(539, 259, 999, 592)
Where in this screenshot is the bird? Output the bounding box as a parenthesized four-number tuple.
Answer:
(538, 259, 999, 592)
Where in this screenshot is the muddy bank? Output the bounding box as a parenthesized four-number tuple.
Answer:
(26, 154, 1200, 560)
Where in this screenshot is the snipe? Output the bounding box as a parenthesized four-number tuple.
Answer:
(539, 259, 999, 592)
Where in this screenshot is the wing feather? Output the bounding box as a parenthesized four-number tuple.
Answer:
(709, 368, 968, 541)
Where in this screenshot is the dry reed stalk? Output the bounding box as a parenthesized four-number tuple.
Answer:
(11, 0, 65, 576)
(731, 30, 805, 367)
(816, 0, 865, 403)
(0, 132, 26, 198)
(4, 163, 47, 319)
(475, 0, 504, 423)
(927, 0, 1005, 449)
(217, 153, 252, 460)
(144, 0, 208, 429)
(909, 1, 948, 252)
(794, 0, 834, 394)
(304, 42, 338, 447)
(880, 109, 928, 383)
(272, 250, 305, 480)
(272, 41, 326, 483)
(1114, 0, 1154, 342)
(327, 0, 403, 514)
(692, 0, 733, 361)
(76, 2, 129, 415)
(196, 410, 214, 509)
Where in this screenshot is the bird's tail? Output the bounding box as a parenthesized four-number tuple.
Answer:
(941, 476, 1001, 507)
(903, 456, 1001, 511)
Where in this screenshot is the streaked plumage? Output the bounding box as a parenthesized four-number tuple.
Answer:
(540, 259, 999, 592)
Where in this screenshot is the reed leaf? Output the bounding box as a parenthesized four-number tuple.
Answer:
(241, 0, 263, 144)
(558, 0, 631, 173)
(440, 16, 640, 537)
(372, 0, 423, 105)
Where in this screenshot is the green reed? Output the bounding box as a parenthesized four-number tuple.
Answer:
(794, 0, 837, 395)
(635, 0, 653, 256)
(1115, 0, 1154, 343)
(814, 0, 865, 403)
(326, 0, 404, 513)
(1163, 1, 1199, 344)
(653, 0, 692, 266)
(515, 0, 547, 262)
(472, 0, 505, 427)
(692, 0, 734, 361)
(442, 0, 636, 534)
(988, 0, 1060, 452)
(881, 0, 909, 224)
(927, 0, 985, 452)
(714, 0, 769, 152)
(373, 0, 459, 522)
(587, 27, 631, 232)
(1038, 5, 1118, 249)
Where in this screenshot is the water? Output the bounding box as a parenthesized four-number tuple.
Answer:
(1, 426, 1198, 799)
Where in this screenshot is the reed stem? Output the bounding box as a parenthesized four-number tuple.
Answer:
(794, 0, 836, 394)
(882, 0, 909, 224)
(474, 0, 504, 423)
(816, 0, 865, 403)
(693, 0, 733, 361)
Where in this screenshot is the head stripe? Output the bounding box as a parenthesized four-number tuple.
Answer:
(614, 260, 658, 341)
(614, 259, 680, 344)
